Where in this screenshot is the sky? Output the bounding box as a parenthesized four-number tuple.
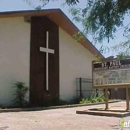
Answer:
(0, 0, 129, 58)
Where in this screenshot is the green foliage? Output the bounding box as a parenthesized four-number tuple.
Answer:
(26, 0, 79, 4)
(79, 92, 105, 104)
(13, 82, 29, 107)
(89, 97, 98, 103)
(24, 0, 130, 54)
(69, 0, 130, 54)
(116, 52, 130, 60)
(73, 31, 85, 42)
(24, 0, 79, 9)
(112, 40, 130, 56)
(97, 94, 105, 102)
(65, 0, 79, 5)
(70, 0, 130, 43)
(79, 98, 90, 104)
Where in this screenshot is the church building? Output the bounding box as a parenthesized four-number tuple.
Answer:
(0, 9, 103, 106)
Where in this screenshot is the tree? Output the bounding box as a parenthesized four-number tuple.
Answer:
(25, 0, 130, 55)
(116, 52, 130, 60)
(25, 0, 79, 9)
(69, 1, 130, 44)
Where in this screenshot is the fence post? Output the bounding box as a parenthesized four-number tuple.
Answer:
(79, 77, 83, 98)
(96, 89, 98, 97)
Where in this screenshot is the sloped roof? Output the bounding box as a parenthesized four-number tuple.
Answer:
(0, 9, 104, 58)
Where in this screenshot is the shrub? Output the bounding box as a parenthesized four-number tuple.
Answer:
(89, 97, 98, 103)
(97, 93, 105, 102)
(79, 92, 105, 104)
(13, 82, 29, 107)
(79, 98, 91, 104)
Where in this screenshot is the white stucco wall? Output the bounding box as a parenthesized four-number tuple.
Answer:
(59, 28, 96, 101)
(0, 17, 30, 106)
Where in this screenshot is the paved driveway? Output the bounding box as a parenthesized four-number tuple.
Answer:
(0, 101, 129, 130)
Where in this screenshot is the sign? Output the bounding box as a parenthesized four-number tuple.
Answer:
(119, 118, 130, 129)
(92, 59, 130, 88)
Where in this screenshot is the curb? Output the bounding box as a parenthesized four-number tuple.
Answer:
(0, 100, 121, 113)
(76, 110, 130, 117)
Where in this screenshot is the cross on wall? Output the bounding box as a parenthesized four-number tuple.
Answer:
(40, 31, 55, 90)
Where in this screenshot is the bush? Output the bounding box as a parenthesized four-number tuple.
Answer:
(79, 92, 105, 104)
(97, 93, 105, 102)
(13, 82, 29, 107)
(89, 97, 98, 103)
(79, 98, 91, 104)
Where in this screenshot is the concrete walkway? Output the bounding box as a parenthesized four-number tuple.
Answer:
(0, 101, 129, 130)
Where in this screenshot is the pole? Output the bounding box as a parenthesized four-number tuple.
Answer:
(79, 77, 82, 98)
(126, 87, 129, 111)
(105, 88, 109, 110)
(96, 89, 98, 97)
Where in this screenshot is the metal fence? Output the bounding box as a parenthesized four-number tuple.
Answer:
(76, 78, 103, 98)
